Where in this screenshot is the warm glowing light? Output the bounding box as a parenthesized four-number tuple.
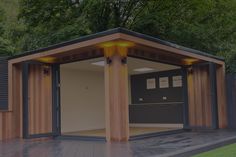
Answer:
(99, 41, 134, 48)
(101, 41, 134, 57)
(104, 46, 115, 57)
(117, 46, 128, 57)
(183, 58, 199, 65)
(36, 57, 57, 63)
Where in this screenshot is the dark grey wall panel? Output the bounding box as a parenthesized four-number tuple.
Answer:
(226, 74, 236, 129)
(0, 57, 8, 110)
(129, 69, 184, 124)
(130, 69, 183, 104)
(129, 103, 183, 123)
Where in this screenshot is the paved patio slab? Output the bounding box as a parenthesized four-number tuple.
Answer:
(0, 130, 236, 157)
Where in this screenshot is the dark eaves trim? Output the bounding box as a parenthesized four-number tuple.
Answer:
(8, 28, 122, 60)
(118, 28, 224, 61)
(8, 27, 224, 61)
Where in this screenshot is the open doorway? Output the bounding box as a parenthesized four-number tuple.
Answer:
(127, 57, 184, 137)
(58, 56, 185, 140)
(60, 57, 105, 138)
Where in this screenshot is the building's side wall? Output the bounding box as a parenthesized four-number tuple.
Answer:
(188, 64, 213, 128)
(0, 64, 22, 140)
(216, 64, 227, 128)
(60, 68, 105, 133)
(226, 74, 236, 129)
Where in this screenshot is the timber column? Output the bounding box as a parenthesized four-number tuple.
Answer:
(104, 45, 129, 142)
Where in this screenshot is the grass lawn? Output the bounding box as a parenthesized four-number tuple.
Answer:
(193, 143, 236, 157)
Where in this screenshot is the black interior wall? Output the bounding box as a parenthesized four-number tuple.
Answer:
(129, 69, 184, 124)
(130, 69, 183, 104)
(129, 103, 183, 123)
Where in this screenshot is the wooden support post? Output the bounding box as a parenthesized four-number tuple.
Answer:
(104, 46, 129, 142)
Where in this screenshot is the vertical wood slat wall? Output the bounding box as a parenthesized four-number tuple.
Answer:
(188, 64, 213, 128)
(28, 64, 52, 135)
(0, 64, 22, 140)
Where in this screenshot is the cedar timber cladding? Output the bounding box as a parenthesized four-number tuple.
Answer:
(187, 64, 213, 128)
(0, 63, 22, 140)
(105, 52, 129, 142)
(27, 64, 53, 135)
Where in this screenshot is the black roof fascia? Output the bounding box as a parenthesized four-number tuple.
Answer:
(8, 28, 224, 61)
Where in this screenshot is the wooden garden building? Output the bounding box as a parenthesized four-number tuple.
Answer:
(0, 28, 227, 142)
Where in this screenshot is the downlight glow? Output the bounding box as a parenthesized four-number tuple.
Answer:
(36, 57, 57, 63)
(183, 58, 199, 65)
(133, 67, 155, 72)
(100, 41, 135, 48)
(91, 61, 105, 66)
(100, 41, 134, 58)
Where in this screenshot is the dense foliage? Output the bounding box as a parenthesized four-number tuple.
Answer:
(0, 0, 236, 73)
(0, 8, 15, 56)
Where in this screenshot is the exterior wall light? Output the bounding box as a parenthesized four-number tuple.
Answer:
(43, 66, 50, 75)
(187, 66, 193, 73)
(106, 57, 112, 65)
(121, 57, 127, 64)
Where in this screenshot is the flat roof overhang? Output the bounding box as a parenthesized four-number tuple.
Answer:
(8, 28, 225, 66)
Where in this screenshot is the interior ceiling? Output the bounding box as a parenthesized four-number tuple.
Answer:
(60, 57, 180, 75)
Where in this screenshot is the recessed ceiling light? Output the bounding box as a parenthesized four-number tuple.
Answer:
(36, 57, 56, 63)
(91, 61, 105, 66)
(183, 58, 199, 65)
(99, 41, 135, 48)
(133, 67, 155, 72)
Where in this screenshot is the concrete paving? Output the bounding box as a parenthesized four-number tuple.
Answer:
(1, 130, 236, 157)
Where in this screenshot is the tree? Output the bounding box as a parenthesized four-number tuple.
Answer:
(9, 0, 236, 73)
(0, 8, 15, 56)
(133, 0, 236, 54)
(18, 0, 149, 50)
(79, 0, 149, 32)
(0, 9, 3, 34)
(18, 0, 91, 50)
